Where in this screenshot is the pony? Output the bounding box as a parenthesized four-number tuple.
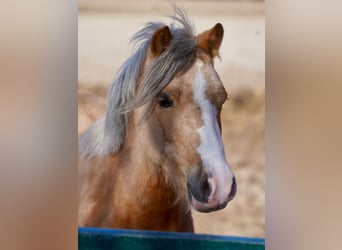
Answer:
(78, 8, 236, 233)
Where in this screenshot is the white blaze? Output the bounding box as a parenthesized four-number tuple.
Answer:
(192, 62, 234, 203)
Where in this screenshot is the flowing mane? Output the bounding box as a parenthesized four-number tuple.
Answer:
(79, 8, 197, 158)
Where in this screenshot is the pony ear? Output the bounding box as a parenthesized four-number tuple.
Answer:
(150, 25, 173, 57)
(198, 23, 224, 58)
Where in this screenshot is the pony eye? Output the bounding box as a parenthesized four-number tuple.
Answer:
(157, 93, 173, 108)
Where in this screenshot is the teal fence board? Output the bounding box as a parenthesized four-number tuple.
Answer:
(79, 227, 265, 250)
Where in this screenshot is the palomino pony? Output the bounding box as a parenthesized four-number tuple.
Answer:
(78, 9, 236, 233)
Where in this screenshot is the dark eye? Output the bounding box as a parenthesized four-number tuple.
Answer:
(157, 93, 173, 108)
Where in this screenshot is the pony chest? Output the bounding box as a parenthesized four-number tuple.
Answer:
(111, 173, 182, 220)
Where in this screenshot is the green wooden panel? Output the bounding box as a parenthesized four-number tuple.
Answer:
(79, 227, 265, 250)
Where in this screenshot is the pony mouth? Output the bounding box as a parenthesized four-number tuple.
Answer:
(189, 194, 229, 213)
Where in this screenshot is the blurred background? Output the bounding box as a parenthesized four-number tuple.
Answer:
(78, 0, 264, 237)
(2, 0, 342, 249)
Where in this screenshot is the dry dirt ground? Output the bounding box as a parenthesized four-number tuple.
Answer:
(78, 0, 264, 237)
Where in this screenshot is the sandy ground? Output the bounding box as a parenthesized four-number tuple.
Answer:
(78, 0, 264, 237)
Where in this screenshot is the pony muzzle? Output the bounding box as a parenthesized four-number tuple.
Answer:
(187, 168, 236, 213)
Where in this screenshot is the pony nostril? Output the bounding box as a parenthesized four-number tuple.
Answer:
(228, 177, 237, 201)
(187, 166, 212, 203)
(201, 179, 211, 199)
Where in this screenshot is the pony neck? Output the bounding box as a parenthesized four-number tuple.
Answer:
(120, 118, 189, 211)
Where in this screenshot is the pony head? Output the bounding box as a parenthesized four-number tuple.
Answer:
(130, 12, 236, 212)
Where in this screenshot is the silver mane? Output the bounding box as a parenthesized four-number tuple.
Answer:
(79, 8, 197, 158)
